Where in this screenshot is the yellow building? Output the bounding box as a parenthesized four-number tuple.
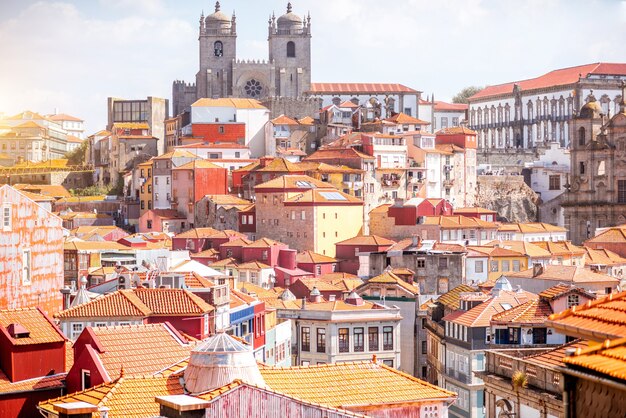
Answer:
(255, 175, 364, 257)
(469, 245, 529, 281)
(137, 159, 153, 217)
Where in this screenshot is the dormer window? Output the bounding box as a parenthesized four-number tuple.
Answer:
(7, 323, 29, 339)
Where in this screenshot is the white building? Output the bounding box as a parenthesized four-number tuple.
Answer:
(433, 101, 468, 131)
(48, 113, 85, 139)
(496, 222, 568, 242)
(275, 290, 402, 368)
(468, 62, 626, 151)
(190, 98, 270, 157)
(175, 142, 251, 160)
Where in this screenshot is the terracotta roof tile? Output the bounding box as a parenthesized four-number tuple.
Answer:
(537, 284, 596, 301)
(254, 174, 331, 190)
(308, 83, 419, 94)
(38, 375, 184, 418)
(271, 114, 300, 125)
(585, 225, 626, 244)
(55, 289, 213, 320)
(444, 290, 537, 328)
(259, 361, 455, 407)
(0, 371, 66, 394)
(562, 337, 626, 381)
(87, 323, 195, 378)
(422, 215, 499, 229)
(191, 98, 267, 109)
(385, 112, 430, 125)
(433, 101, 468, 112)
(366, 271, 420, 295)
(547, 291, 626, 340)
(0, 308, 65, 346)
(175, 228, 220, 239)
(291, 278, 344, 292)
(491, 298, 553, 325)
(436, 284, 477, 310)
(506, 265, 618, 284)
(246, 237, 287, 248)
(283, 188, 363, 205)
(470, 63, 626, 101)
(523, 339, 590, 368)
(335, 235, 396, 247)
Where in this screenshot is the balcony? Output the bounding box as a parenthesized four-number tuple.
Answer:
(445, 367, 471, 384)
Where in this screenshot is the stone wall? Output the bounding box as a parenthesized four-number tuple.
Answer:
(477, 146, 547, 173)
(476, 175, 539, 222)
(261, 96, 321, 120)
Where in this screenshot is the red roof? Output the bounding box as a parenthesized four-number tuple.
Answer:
(470, 63, 626, 101)
(309, 83, 419, 94)
(434, 101, 468, 111)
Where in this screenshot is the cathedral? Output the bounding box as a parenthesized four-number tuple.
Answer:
(172, 2, 313, 117)
(562, 84, 626, 244)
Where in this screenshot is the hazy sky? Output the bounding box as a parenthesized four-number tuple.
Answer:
(0, 0, 624, 132)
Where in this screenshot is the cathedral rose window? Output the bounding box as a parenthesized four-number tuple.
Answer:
(244, 79, 263, 97)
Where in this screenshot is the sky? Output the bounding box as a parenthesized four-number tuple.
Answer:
(0, 0, 624, 133)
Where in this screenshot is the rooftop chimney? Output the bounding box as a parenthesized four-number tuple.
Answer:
(532, 263, 544, 278)
(411, 235, 421, 248)
(156, 395, 209, 418)
(278, 249, 297, 270)
(309, 286, 322, 303)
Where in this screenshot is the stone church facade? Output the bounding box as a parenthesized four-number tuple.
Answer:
(563, 86, 626, 244)
(172, 2, 315, 117)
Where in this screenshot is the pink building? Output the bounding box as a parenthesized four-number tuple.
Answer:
(138, 209, 186, 234)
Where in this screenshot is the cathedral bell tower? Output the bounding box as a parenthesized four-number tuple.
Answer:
(268, 2, 312, 98)
(197, 1, 237, 98)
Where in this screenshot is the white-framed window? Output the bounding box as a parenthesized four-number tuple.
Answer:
(475, 260, 484, 273)
(94, 322, 107, 327)
(81, 369, 91, 390)
(2, 204, 11, 231)
(71, 323, 84, 339)
(22, 249, 31, 285)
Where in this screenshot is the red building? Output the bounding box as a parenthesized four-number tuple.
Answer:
(335, 235, 396, 275)
(0, 308, 68, 418)
(219, 237, 253, 261)
(66, 322, 193, 393)
(296, 250, 337, 277)
(435, 126, 478, 149)
(274, 248, 314, 287)
(238, 204, 256, 236)
(452, 207, 498, 222)
(252, 301, 266, 351)
(191, 123, 246, 143)
(241, 238, 289, 266)
(172, 227, 221, 252)
(55, 288, 215, 341)
(387, 197, 453, 225)
(0, 185, 64, 315)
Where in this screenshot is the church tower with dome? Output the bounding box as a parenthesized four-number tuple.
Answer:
(172, 2, 314, 117)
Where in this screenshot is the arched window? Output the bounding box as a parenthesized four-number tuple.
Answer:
(578, 127, 586, 146)
(287, 41, 296, 58)
(214, 41, 223, 57)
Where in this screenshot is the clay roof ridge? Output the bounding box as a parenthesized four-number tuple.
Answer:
(548, 291, 626, 321)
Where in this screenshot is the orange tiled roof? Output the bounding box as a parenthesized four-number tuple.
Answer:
(55, 288, 214, 320)
(38, 374, 184, 418)
(433, 101, 468, 112)
(48, 113, 83, 122)
(283, 188, 363, 205)
(562, 337, 626, 381)
(292, 278, 344, 292)
(537, 284, 596, 301)
(584, 247, 626, 266)
(237, 260, 272, 270)
(175, 227, 219, 239)
(453, 207, 497, 214)
(506, 265, 618, 284)
(585, 225, 626, 244)
(173, 159, 223, 170)
(271, 114, 300, 125)
(184, 272, 216, 289)
(485, 240, 552, 258)
(366, 272, 420, 295)
(0, 308, 65, 346)
(209, 257, 238, 268)
(490, 298, 553, 325)
(246, 237, 287, 248)
(436, 284, 477, 310)
(191, 98, 267, 109)
(444, 290, 537, 328)
(422, 215, 499, 229)
(308, 83, 419, 94)
(470, 63, 626, 100)
(296, 250, 337, 264)
(254, 174, 332, 191)
(523, 339, 589, 368)
(547, 291, 626, 340)
(335, 235, 396, 247)
(87, 323, 195, 378)
(258, 361, 455, 407)
(0, 371, 66, 394)
(385, 112, 430, 125)
(13, 183, 71, 198)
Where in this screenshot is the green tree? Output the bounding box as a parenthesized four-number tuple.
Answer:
(64, 140, 88, 166)
(452, 86, 483, 104)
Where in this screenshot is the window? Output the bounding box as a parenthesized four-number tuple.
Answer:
(567, 294, 580, 308)
(301, 327, 310, 351)
(316, 265, 321, 275)
(2, 204, 11, 231)
(148, 200, 152, 210)
(549, 175, 561, 190)
(338, 328, 350, 352)
(475, 260, 484, 273)
(533, 327, 547, 344)
(421, 340, 427, 354)
(81, 370, 91, 390)
(383, 326, 393, 350)
(438, 257, 448, 268)
(437, 277, 449, 293)
(354, 327, 364, 352)
(417, 259, 425, 268)
(317, 328, 326, 353)
(578, 127, 586, 146)
(71, 323, 84, 339)
(502, 260, 510, 272)
(301, 210, 306, 220)
(286, 41, 296, 57)
(513, 260, 520, 272)
(147, 220, 153, 229)
(368, 327, 379, 351)
(579, 161, 585, 175)
(490, 260, 499, 272)
(262, 250, 268, 260)
(383, 359, 394, 367)
(214, 40, 223, 57)
(619, 180, 626, 203)
(509, 327, 520, 344)
(22, 249, 31, 285)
